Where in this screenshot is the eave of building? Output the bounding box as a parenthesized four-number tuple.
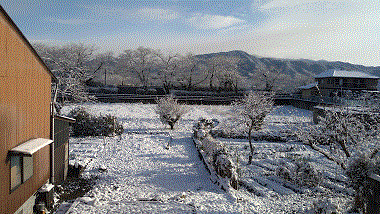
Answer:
(0, 5, 58, 83)
(54, 115, 76, 123)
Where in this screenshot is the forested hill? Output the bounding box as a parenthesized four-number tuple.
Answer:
(197, 50, 380, 78)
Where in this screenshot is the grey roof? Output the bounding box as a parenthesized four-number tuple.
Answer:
(315, 69, 379, 79)
(298, 82, 318, 89)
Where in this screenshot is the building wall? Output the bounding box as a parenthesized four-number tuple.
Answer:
(316, 77, 379, 98)
(317, 77, 378, 92)
(54, 117, 71, 185)
(0, 12, 52, 214)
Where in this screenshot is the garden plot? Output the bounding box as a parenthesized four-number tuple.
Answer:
(61, 103, 352, 213)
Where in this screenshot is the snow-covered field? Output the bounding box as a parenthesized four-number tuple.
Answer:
(59, 103, 352, 213)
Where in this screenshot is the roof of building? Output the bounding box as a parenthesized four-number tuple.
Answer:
(315, 69, 379, 79)
(0, 6, 57, 82)
(298, 82, 318, 89)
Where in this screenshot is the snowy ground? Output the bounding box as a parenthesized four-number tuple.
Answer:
(60, 103, 352, 213)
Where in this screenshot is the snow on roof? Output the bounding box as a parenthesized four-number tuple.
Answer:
(298, 82, 318, 89)
(315, 69, 379, 79)
(10, 138, 53, 156)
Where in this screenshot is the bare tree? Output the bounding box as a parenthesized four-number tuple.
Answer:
(205, 56, 224, 90)
(231, 91, 274, 164)
(215, 57, 242, 92)
(155, 51, 180, 93)
(204, 56, 242, 91)
(253, 66, 289, 92)
(34, 43, 102, 103)
(177, 53, 209, 90)
(118, 46, 157, 89)
(89, 51, 118, 85)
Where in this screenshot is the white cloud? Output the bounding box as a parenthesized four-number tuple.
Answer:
(133, 8, 179, 22)
(260, 0, 345, 10)
(186, 13, 245, 30)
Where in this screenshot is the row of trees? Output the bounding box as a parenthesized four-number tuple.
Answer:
(34, 43, 310, 104)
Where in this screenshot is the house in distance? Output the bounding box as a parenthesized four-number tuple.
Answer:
(299, 69, 380, 100)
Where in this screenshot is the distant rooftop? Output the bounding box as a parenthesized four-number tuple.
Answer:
(315, 69, 379, 79)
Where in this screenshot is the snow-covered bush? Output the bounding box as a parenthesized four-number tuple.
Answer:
(156, 95, 188, 130)
(294, 161, 322, 188)
(276, 160, 322, 188)
(346, 154, 379, 212)
(276, 165, 293, 181)
(68, 107, 124, 137)
(231, 91, 274, 164)
(193, 118, 239, 189)
(193, 118, 219, 139)
(304, 198, 342, 214)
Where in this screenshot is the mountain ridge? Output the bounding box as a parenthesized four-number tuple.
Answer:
(196, 50, 380, 79)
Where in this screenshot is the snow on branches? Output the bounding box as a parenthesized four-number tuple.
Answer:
(155, 95, 187, 130)
(293, 105, 380, 212)
(231, 91, 274, 164)
(295, 106, 380, 170)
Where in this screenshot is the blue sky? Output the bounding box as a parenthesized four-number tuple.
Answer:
(1, 0, 380, 66)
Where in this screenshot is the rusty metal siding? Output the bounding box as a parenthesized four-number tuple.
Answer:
(0, 11, 52, 214)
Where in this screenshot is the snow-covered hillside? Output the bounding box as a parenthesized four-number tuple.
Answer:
(58, 103, 351, 213)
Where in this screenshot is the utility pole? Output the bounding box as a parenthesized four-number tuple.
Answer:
(104, 68, 107, 86)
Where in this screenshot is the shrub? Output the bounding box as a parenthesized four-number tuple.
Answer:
(67, 107, 124, 137)
(294, 161, 322, 188)
(276, 160, 322, 188)
(156, 95, 187, 130)
(346, 154, 379, 212)
(304, 198, 342, 214)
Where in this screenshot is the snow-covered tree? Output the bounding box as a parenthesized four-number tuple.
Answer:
(156, 95, 187, 130)
(216, 64, 243, 92)
(231, 91, 274, 164)
(295, 106, 380, 170)
(177, 53, 208, 91)
(293, 105, 380, 212)
(117, 46, 158, 89)
(34, 43, 101, 103)
(155, 51, 180, 93)
(205, 56, 240, 91)
(252, 66, 290, 92)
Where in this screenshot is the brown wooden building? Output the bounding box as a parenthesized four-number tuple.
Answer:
(0, 6, 59, 214)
